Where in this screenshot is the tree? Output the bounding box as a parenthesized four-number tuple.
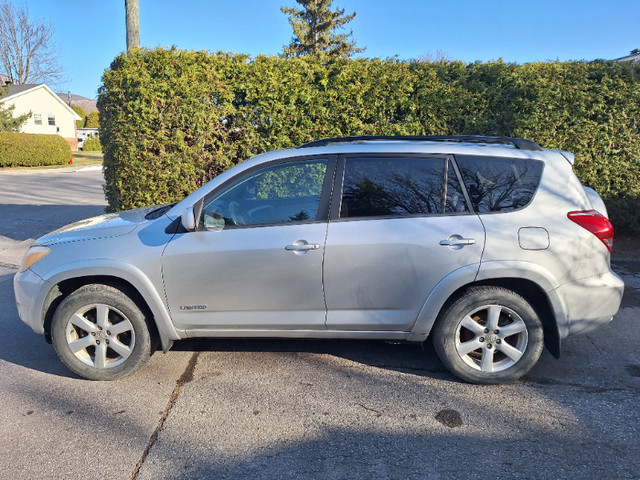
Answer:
(125, 0, 140, 50)
(71, 105, 86, 128)
(85, 110, 99, 128)
(281, 0, 364, 58)
(0, 84, 29, 131)
(0, 0, 63, 85)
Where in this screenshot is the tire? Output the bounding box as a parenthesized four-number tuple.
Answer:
(432, 286, 544, 384)
(51, 284, 152, 380)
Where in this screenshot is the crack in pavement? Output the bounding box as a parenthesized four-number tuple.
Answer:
(130, 351, 200, 480)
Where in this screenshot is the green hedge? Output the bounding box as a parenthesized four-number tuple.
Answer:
(98, 49, 640, 231)
(0, 132, 71, 167)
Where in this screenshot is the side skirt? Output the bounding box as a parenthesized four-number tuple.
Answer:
(182, 329, 413, 341)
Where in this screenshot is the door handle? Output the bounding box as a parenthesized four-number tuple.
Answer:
(285, 243, 320, 251)
(285, 240, 320, 255)
(439, 238, 476, 246)
(440, 235, 476, 248)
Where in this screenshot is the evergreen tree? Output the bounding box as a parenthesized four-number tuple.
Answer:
(85, 110, 100, 128)
(281, 0, 364, 58)
(71, 104, 86, 129)
(0, 85, 30, 131)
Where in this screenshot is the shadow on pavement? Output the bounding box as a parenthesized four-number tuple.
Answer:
(138, 427, 635, 480)
(174, 336, 453, 380)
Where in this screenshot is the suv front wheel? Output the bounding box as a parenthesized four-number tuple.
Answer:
(432, 286, 544, 384)
(51, 284, 153, 380)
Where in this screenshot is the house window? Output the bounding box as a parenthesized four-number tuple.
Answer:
(33, 113, 42, 125)
(48, 114, 56, 126)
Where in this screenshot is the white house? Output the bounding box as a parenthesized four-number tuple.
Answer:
(77, 127, 100, 150)
(0, 83, 82, 150)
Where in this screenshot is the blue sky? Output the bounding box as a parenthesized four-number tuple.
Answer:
(18, 0, 640, 99)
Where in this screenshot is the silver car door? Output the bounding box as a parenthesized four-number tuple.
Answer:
(162, 157, 333, 331)
(324, 155, 485, 332)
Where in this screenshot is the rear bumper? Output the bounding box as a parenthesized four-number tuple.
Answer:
(557, 270, 625, 337)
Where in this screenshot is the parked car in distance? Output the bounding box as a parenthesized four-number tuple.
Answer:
(14, 136, 624, 384)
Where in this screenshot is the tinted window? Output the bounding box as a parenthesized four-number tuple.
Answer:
(455, 155, 543, 213)
(201, 159, 328, 228)
(340, 157, 449, 218)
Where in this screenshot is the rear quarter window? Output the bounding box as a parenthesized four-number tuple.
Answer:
(454, 155, 544, 213)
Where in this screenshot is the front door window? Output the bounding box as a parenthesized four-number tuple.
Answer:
(201, 159, 328, 228)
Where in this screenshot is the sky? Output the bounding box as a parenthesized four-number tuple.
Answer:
(12, 0, 640, 99)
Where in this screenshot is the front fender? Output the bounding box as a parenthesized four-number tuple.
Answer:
(37, 259, 182, 350)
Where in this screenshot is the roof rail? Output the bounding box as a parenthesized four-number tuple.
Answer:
(298, 135, 543, 151)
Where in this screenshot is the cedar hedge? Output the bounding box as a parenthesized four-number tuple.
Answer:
(98, 48, 640, 231)
(0, 132, 71, 167)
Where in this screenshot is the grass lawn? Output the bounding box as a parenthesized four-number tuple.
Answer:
(0, 151, 103, 171)
(71, 151, 103, 167)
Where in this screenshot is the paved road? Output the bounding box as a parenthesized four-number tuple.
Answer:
(0, 167, 639, 479)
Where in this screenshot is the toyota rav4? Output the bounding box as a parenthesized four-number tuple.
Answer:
(14, 136, 625, 384)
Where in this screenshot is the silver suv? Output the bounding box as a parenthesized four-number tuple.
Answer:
(14, 136, 624, 384)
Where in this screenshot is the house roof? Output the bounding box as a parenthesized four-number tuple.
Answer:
(614, 48, 640, 62)
(0, 83, 42, 98)
(0, 83, 82, 120)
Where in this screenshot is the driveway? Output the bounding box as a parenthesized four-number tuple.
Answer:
(0, 166, 639, 479)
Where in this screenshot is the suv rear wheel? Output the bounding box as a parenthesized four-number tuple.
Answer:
(432, 286, 544, 384)
(51, 284, 152, 380)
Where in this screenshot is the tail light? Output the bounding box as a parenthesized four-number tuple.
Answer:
(567, 210, 614, 252)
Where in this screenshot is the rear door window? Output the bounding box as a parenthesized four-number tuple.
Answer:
(340, 156, 467, 218)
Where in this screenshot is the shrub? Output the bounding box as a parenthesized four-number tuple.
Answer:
(82, 135, 102, 152)
(98, 48, 640, 231)
(0, 132, 70, 167)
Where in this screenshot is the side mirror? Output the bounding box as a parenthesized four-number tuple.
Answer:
(180, 207, 196, 232)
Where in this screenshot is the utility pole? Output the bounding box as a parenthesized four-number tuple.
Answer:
(125, 0, 140, 50)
